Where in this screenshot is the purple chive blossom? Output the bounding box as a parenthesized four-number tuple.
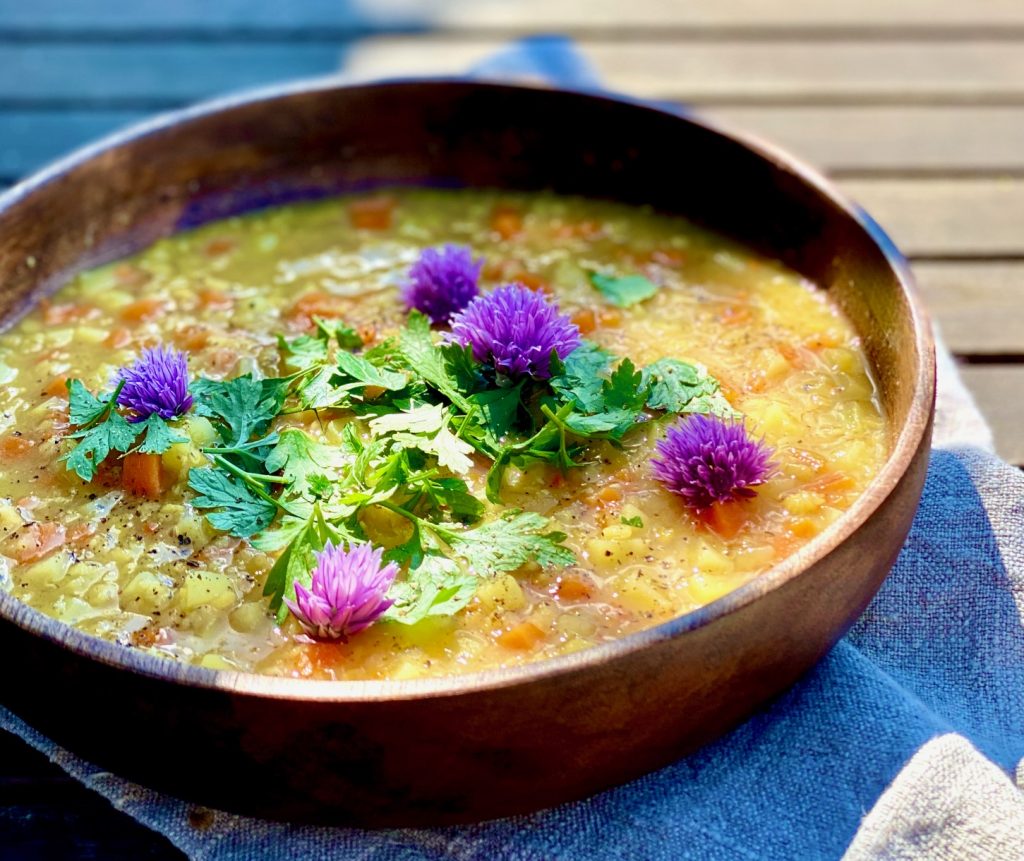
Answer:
(285, 541, 398, 641)
(116, 346, 193, 422)
(401, 244, 483, 323)
(651, 414, 775, 511)
(448, 283, 581, 380)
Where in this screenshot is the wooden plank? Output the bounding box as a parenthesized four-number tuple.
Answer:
(0, 44, 347, 104)
(703, 106, 1024, 173)
(4, 41, 1024, 105)
(840, 179, 1024, 257)
(3, 0, 1024, 32)
(343, 38, 1024, 102)
(959, 366, 1024, 466)
(914, 263, 1024, 356)
(0, 111, 149, 178)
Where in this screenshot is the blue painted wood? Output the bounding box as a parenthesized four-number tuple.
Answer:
(1, 43, 353, 104)
(0, 110, 150, 178)
(0, 0, 422, 33)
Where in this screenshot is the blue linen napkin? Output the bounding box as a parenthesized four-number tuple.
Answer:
(3, 37, 1023, 861)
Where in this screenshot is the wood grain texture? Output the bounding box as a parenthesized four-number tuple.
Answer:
(3, 0, 1024, 32)
(959, 366, 1024, 465)
(344, 38, 1024, 102)
(913, 263, 1024, 356)
(840, 179, 1024, 257)
(704, 106, 1024, 173)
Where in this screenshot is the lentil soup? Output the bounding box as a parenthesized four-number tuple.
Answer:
(0, 189, 887, 680)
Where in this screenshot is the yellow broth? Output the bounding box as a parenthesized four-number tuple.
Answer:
(0, 189, 887, 679)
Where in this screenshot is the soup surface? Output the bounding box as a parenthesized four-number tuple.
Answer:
(0, 189, 887, 679)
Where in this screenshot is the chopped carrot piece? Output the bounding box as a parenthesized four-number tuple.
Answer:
(198, 288, 233, 310)
(287, 292, 351, 322)
(0, 434, 34, 459)
(790, 518, 819, 539)
(42, 301, 94, 325)
(514, 272, 548, 293)
(491, 205, 523, 240)
(356, 323, 377, 345)
(66, 521, 97, 547)
(771, 532, 801, 557)
(120, 298, 165, 323)
(596, 486, 623, 503)
(571, 308, 598, 334)
(362, 385, 386, 401)
(349, 196, 395, 230)
(114, 263, 151, 287)
(202, 237, 236, 257)
(497, 621, 545, 651)
(174, 325, 211, 351)
(105, 327, 134, 349)
(42, 375, 69, 399)
(6, 522, 66, 564)
(556, 576, 593, 602)
(122, 452, 163, 499)
(700, 501, 749, 540)
(807, 472, 856, 494)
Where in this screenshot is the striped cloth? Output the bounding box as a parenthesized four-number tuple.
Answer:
(3, 38, 1023, 861)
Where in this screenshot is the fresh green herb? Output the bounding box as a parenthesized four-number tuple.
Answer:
(191, 375, 289, 446)
(588, 272, 659, 307)
(642, 358, 739, 418)
(187, 467, 278, 538)
(134, 414, 188, 454)
(621, 515, 644, 528)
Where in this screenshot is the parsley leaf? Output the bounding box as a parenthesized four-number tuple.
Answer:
(67, 379, 113, 427)
(135, 414, 188, 455)
(621, 515, 644, 528)
(191, 375, 289, 446)
(398, 311, 472, 410)
(335, 351, 409, 392)
(383, 552, 478, 626)
(264, 428, 349, 499)
(188, 467, 277, 538)
(588, 272, 659, 307)
(432, 510, 575, 576)
(468, 384, 523, 441)
(63, 411, 137, 481)
(549, 341, 614, 413)
(642, 358, 738, 418)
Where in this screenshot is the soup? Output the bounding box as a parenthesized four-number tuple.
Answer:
(0, 189, 887, 680)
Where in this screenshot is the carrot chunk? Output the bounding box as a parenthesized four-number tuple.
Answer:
(7, 522, 66, 564)
(0, 434, 34, 459)
(104, 327, 134, 349)
(122, 452, 163, 499)
(198, 288, 234, 310)
(42, 301, 94, 325)
(349, 196, 395, 230)
(556, 575, 593, 602)
(497, 621, 545, 651)
(700, 501, 749, 539)
(491, 205, 523, 240)
(120, 298, 165, 323)
(42, 375, 69, 399)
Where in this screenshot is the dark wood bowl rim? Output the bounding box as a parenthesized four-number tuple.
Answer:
(0, 76, 936, 703)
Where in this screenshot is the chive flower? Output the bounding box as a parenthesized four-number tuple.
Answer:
(285, 541, 398, 641)
(401, 244, 483, 323)
(116, 345, 193, 422)
(651, 414, 774, 511)
(448, 283, 581, 380)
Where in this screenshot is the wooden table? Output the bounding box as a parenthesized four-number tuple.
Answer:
(2, 2, 1021, 857)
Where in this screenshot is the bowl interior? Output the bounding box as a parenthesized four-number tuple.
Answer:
(0, 79, 933, 695)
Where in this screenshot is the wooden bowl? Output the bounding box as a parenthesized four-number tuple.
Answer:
(0, 80, 934, 825)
